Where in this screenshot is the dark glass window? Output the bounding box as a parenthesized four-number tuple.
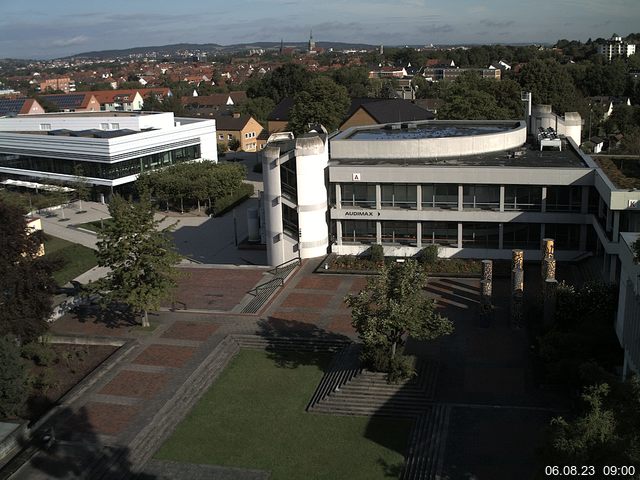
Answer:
(422, 222, 458, 246)
(503, 223, 540, 250)
(462, 222, 500, 248)
(381, 184, 417, 209)
(0, 144, 201, 181)
(545, 223, 581, 250)
(341, 183, 376, 208)
(381, 221, 417, 245)
(546, 186, 581, 212)
(342, 220, 376, 244)
(463, 185, 500, 210)
(280, 158, 297, 201)
(282, 204, 298, 239)
(422, 184, 458, 209)
(504, 186, 542, 211)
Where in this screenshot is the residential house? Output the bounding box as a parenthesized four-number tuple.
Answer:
(0, 98, 45, 116)
(214, 113, 263, 152)
(38, 93, 101, 112)
(39, 77, 75, 93)
(339, 98, 435, 130)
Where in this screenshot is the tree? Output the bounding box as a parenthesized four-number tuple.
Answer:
(73, 164, 90, 212)
(228, 138, 241, 151)
(0, 202, 55, 341)
(0, 335, 26, 418)
(247, 64, 314, 104)
(330, 67, 371, 97)
(239, 96, 275, 126)
(91, 194, 181, 327)
(517, 59, 584, 114)
(345, 260, 453, 375)
(287, 77, 350, 134)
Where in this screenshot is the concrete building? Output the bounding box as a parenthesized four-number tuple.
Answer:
(0, 111, 217, 196)
(39, 77, 75, 94)
(598, 35, 636, 62)
(260, 107, 640, 377)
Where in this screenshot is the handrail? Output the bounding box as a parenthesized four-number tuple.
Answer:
(248, 277, 284, 296)
(268, 257, 301, 276)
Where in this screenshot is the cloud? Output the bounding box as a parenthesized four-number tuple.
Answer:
(479, 19, 515, 28)
(51, 36, 89, 48)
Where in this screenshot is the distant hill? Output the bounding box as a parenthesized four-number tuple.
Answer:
(64, 41, 380, 60)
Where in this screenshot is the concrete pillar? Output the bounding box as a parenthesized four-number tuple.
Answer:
(458, 185, 464, 212)
(336, 220, 343, 245)
(610, 255, 618, 284)
(498, 223, 504, 250)
(579, 224, 587, 251)
(457, 223, 463, 248)
(540, 224, 546, 249)
(262, 147, 285, 266)
(416, 185, 422, 211)
(606, 207, 613, 232)
(335, 184, 341, 209)
(376, 221, 382, 244)
(375, 184, 381, 210)
(499, 186, 505, 212)
(416, 222, 422, 248)
(613, 211, 620, 242)
(581, 186, 589, 214)
(541, 186, 547, 213)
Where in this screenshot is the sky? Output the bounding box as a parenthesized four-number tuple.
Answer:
(0, 0, 638, 59)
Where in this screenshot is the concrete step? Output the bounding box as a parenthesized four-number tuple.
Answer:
(311, 404, 423, 418)
(401, 404, 450, 480)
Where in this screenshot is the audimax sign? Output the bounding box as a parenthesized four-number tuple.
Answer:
(343, 211, 381, 217)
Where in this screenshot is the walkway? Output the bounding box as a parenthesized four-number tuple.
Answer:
(4, 259, 567, 480)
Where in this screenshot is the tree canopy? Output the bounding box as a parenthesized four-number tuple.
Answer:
(91, 195, 181, 327)
(247, 64, 314, 104)
(287, 76, 350, 134)
(345, 260, 454, 371)
(0, 202, 55, 341)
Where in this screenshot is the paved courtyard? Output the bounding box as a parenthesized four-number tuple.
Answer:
(7, 259, 568, 480)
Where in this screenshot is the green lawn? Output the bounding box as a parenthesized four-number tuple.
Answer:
(44, 235, 97, 286)
(76, 218, 113, 233)
(155, 349, 411, 480)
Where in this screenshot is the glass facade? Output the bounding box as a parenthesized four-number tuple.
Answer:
(504, 186, 542, 211)
(546, 186, 581, 212)
(280, 158, 297, 201)
(282, 204, 298, 239)
(463, 185, 500, 210)
(381, 183, 417, 209)
(422, 222, 458, 245)
(462, 223, 500, 248)
(381, 221, 417, 245)
(0, 144, 200, 180)
(341, 183, 376, 208)
(545, 223, 581, 250)
(503, 223, 540, 250)
(422, 184, 458, 209)
(342, 220, 376, 244)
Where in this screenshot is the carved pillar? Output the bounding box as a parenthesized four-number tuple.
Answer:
(511, 249, 524, 328)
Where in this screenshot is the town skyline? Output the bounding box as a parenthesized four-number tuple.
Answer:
(0, 0, 637, 59)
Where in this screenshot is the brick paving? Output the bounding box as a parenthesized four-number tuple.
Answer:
(166, 267, 266, 311)
(133, 345, 197, 368)
(99, 370, 171, 399)
(161, 321, 219, 341)
(10, 260, 569, 480)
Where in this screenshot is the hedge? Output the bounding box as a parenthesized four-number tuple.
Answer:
(210, 183, 255, 217)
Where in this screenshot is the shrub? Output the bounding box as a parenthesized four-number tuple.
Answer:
(369, 244, 384, 264)
(21, 341, 57, 367)
(30, 369, 59, 394)
(420, 244, 439, 265)
(361, 346, 415, 383)
(210, 183, 255, 217)
(0, 335, 26, 418)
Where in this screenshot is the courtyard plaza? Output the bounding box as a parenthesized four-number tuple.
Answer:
(2, 255, 577, 480)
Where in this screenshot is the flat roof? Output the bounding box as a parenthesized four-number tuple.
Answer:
(330, 140, 589, 169)
(12, 111, 160, 118)
(346, 122, 517, 140)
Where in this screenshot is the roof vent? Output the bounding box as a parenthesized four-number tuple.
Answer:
(390, 123, 401, 130)
(407, 123, 417, 129)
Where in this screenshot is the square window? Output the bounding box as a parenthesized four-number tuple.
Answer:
(228, 134, 233, 140)
(39, 123, 51, 131)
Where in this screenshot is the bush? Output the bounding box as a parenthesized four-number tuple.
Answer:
(30, 369, 59, 394)
(360, 345, 415, 383)
(21, 341, 57, 367)
(210, 183, 255, 217)
(369, 244, 384, 264)
(419, 244, 439, 265)
(0, 336, 26, 418)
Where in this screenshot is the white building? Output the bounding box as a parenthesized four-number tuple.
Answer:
(260, 106, 640, 378)
(597, 35, 636, 62)
(0, 111, 217, 195)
